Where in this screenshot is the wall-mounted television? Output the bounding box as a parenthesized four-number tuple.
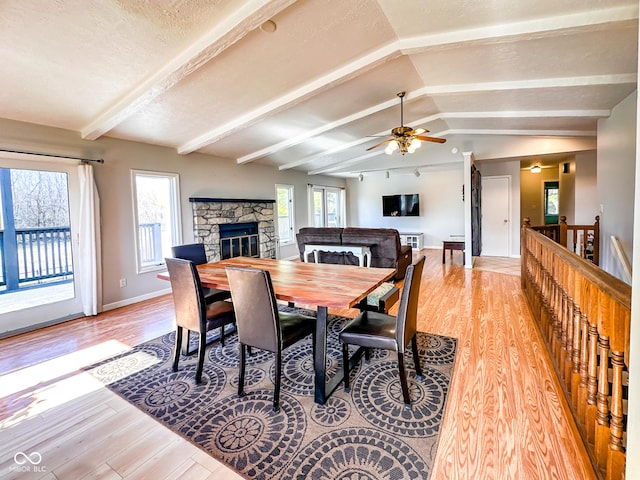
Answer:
(382, 194, 420, 217)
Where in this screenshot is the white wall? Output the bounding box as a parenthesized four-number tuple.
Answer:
(574, 151, 599, 224)
(597, 91, 637, 281)
(0, 118, 345, 312)
(476, 160, 522, 257)
(346, 166, 465, 248)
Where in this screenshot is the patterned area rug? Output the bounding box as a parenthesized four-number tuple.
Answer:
(86, 309, 457, 480)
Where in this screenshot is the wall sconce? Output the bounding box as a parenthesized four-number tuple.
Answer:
(530, 165, 541, 174)
(385, 170, 390, 179)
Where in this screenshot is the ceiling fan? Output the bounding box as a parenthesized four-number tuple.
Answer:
(366, 91, 446, 155)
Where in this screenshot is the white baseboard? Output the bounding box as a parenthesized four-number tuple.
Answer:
(102, 288, 172, 312)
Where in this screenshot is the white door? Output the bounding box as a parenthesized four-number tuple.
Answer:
(481, 176, 510, 256)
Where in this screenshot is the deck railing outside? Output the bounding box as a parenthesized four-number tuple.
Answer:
(0, 227, 73, 292)
(521, 225, 630, 480)
(138, 222, 162, 265)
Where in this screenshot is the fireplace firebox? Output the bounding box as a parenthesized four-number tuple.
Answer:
(219, 222, 259, 259)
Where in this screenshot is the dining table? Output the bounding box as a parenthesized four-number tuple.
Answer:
(159, 256, 396, 404)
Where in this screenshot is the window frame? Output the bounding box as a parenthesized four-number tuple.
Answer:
(131, 170, 182, 274)
(309, 185, 345, 227)
(543, 180, 559, 225)
(275, 184, 295, 245)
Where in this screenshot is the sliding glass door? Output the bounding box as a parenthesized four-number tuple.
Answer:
(0, 158, 83, 336)
(311, 186, 345, 227)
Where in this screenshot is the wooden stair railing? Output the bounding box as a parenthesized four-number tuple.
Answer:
(524, 215, 600, 265)
(521, 225, 630, 480)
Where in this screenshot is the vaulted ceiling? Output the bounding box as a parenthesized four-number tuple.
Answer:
(1, 0, 637, 177)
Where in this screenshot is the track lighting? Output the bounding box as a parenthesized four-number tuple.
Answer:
(358, 173, 364, 182)
(414, 169, 421, 178)
(385, 171, 390, 179)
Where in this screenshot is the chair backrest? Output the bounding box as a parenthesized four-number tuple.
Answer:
(165, 257, 206, 332)
(395, 256, 426, 351)
(172, 243, 208, 265)
(225, 266, 280, 353)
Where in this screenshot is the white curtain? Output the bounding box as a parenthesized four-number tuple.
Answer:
(78, 163, 102, 315)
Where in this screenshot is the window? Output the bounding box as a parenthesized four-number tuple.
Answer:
(544, 181, 559, 225)
(309, 185, 345, 227)
(132, 170, 181, 273)
(276, 184, 295, 245)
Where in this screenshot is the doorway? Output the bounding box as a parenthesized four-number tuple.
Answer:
(310, 186, 345, 227)
(481, 175, 511, 257)
(0, 159, 83, 336)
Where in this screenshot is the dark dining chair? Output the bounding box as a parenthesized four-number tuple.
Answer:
(172, 243, 232, 303)
(225, 266, 316, 411)
(339, 255, 426, 407)
(165, 257, 236, 383)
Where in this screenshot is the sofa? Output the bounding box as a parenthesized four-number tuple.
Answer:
(296, 227, 412, 279)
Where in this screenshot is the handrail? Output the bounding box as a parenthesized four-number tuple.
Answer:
(521, 226, 630, 480)
(524, 215, 600, 265)
(610, 235, 632, 284)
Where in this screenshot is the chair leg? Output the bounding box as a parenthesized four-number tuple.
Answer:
(220, 325, 225, 347)
(364, 347, 370, 364)
(273, 350, 282, 411)
(411, 335, 423, 380)
(195, 331, 207, 383)
(238, 344, 246, 397)
(398, 352, 411, 408)
(342, 342, 351, 393)
(173, 327, 183, 372)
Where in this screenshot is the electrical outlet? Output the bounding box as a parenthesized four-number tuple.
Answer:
(119, 278, 127, 288)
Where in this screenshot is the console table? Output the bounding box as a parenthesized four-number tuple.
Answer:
(303, 243, 372, 267)
(443, 236, 465, 264)
(399, 232, 424, 250)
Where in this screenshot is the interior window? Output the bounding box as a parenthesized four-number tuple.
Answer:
(131, 170, 181, 273)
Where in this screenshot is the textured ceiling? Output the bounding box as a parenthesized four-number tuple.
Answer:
(0, 0, 637, 177)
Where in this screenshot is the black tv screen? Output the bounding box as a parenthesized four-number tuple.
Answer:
(382, 194, 420, 217)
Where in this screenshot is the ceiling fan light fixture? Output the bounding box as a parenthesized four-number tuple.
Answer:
(366, 90, 445, 155)
(531, 165, 541, 173)
(407, 138, 421, 153)
(385, 140, 398, 155)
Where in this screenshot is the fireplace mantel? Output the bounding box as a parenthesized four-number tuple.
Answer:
(189, 197, 275, 203)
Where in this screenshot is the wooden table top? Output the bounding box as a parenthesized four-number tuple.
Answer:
(159, 257, 395, 309)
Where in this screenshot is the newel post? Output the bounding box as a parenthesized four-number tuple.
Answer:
(559, 216, 568, 248)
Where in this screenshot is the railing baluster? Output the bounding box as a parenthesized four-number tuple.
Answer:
(521, 224, 629, 479)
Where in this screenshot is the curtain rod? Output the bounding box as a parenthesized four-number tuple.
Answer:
(307, 183, 345, 190)
(0, 148, 104, 163)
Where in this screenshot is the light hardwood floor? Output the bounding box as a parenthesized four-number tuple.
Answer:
(0, 250, 596, 479)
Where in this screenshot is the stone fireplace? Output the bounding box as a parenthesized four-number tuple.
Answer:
(190, 197, 276, 262)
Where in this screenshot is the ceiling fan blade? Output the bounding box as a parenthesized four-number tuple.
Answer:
(414, 135, 446, 144)
(366, 138, 394, 151)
